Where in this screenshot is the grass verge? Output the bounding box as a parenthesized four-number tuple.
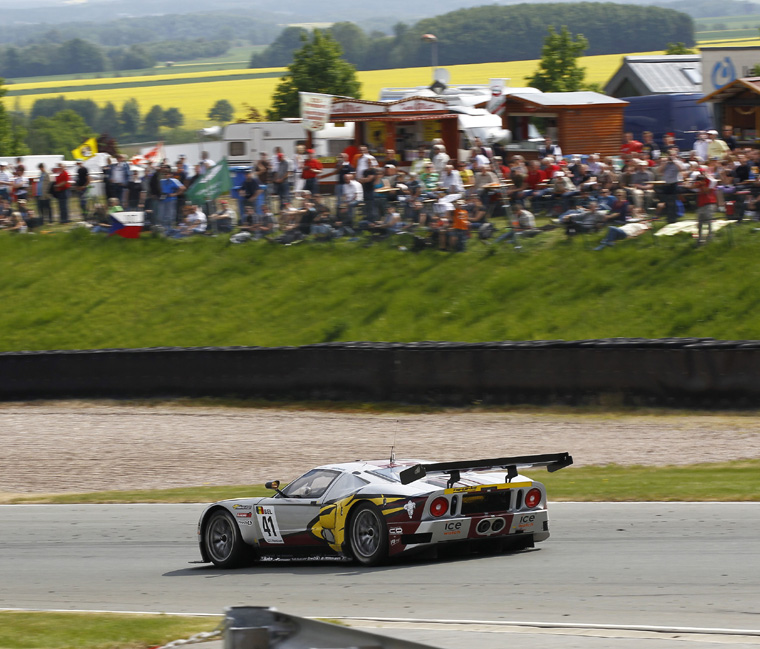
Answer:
(3, 461, 758, 504)
(3, 217, 760, 351)
(0, 611, 220, 649)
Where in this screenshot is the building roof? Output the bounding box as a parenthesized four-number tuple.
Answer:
(699, 76, 760, 103)
(604, 55, 702, 96)
(507, 92, 628, 107)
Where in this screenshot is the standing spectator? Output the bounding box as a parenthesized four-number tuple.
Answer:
(722, 125, 738, 151)
(641, 132, 661, 160)
(692, 171, 717, 245)
(449, 200, 469, 251)
(158, 165, 183, 231)
(110, 154, 130, 205)
(0, 162, 12, 202)
(271, 148, 290, 213)
(340, 172, 363, 227)
(354, 145, 376, 179)
(12, 167, 29, 206)
(432, 144, 450, 174)
(693, 131, 709, 161)
(537, 136, 562, 159)
(14, 157, 25, 176)
(621, 132, 643, 157)
(127, 170, 142, 210)
(73, 161, 90, 217)
(53, 164, 71, 223)
(199, 151, 215, 173)
(301, 149, 323, 196)
(657, 149, 686, 223)
(361, 159, 382, 220)
(255, 152, 271, 210)
(335, 152, 354, 211)
(706, 130, 729, 160)
(35, 163, 52, 224)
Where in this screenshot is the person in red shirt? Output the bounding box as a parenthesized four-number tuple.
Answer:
(53, 164, 71, 223)
(692, 170, 717, 245)
(301, 149, 323, 196)
(621, 132, 643, 157)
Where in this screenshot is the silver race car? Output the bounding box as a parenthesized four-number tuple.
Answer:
(197, 452, 573, 568)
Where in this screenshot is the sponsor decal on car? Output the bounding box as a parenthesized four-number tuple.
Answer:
(233, 504, 252, 510)
(237, 512, 252, 518)
(403, 501, 416, 519)
(389, 527, 403, 535)
(239, 520, 253, 526)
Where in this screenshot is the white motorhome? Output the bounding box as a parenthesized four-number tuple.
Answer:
(223, 121, 354, 166)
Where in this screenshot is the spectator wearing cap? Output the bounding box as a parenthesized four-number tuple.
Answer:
(707, 130, 729, 160)
(300, 149, 322, 197)
(432, 144, 450, 174)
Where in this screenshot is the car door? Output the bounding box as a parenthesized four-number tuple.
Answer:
(257, 469, 341, 547)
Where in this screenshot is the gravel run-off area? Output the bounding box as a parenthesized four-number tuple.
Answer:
(2, 402, 760, 496)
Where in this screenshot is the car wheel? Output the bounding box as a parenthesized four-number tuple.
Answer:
(204, 509, 249, 568)
(349, 503, 388, 566)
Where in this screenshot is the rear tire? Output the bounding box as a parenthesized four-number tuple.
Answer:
(204, 509, 249, 568)
(348, 503, 388, 566)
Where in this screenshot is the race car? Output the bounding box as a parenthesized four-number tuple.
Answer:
(197, 452, 572, 568)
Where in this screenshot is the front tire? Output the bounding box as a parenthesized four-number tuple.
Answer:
(349, 503, 388, 566)
(204, 509, 249, 568)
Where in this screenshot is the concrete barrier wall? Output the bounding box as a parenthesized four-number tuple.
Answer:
(2, 339, 760, 406)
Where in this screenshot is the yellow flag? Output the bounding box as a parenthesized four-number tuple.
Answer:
(71, 137, 98, 160)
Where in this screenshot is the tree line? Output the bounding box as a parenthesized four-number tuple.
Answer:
(252, 2, 694, 71)
(0, 38, 232, 78)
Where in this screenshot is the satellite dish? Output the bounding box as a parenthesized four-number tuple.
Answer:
(434, 68, 450, 85)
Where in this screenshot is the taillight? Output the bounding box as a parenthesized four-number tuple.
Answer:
(430, 497, 449, 517)
(525, 488, 542, 509)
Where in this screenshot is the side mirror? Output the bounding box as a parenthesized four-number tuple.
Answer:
(265, 480, 280, 490)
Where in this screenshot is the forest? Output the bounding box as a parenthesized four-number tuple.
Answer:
(251, 3, 695, 71)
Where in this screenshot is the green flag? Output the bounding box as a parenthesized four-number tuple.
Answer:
(185, 158, 232, 204)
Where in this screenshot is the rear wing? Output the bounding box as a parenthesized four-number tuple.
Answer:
(399, 452, 573, 486)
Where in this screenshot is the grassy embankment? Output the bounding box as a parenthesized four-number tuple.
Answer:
(2, 219, 760, 352)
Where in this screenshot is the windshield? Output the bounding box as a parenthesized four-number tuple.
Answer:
(280, 469, 340, 499)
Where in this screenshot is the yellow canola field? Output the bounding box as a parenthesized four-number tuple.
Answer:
(9, 67, 287, 91)
(4, 50, 661, 129)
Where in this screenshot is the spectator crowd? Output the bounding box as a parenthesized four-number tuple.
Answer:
(1, 127, 754, 250)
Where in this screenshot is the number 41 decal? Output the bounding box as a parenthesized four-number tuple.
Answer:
(255, 506, 283, 543)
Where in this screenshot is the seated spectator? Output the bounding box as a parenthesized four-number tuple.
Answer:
(209, 199, 236, 234)
(449, 200, 469, 251)
(495, 205, 539, 245)
(561, 200, 609, 235)
(173, 204, 207, 237)
(440, 164, 464, 194)
(5, 211, 28, 233)
(604, 190, 631, 224)
(630, 161, 655, 209)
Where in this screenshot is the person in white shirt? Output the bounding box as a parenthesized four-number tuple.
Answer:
(354, 146, 376, 179)
(177, 204, 207, 236)
(199, 151, 216, 174)
(440, 164, 464, 194)
(432, 144, 450, 174)
(693, 132, 709, 162)
(339, 172, 363, 227)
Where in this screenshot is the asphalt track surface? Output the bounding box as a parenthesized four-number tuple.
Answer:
(1, 502, 759, 648)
